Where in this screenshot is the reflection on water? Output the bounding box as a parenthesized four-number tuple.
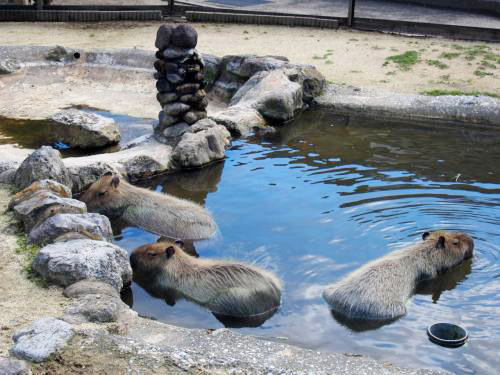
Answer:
(114, 109, 500, 374)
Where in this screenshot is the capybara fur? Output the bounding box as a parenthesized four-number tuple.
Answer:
(322, 231, 474, 320)
(79, 173, 217, 240)
(130, 240, 282, 318)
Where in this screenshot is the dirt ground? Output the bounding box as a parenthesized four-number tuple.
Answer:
(0, 21, 499, 95)
(0, 186, 68, 359)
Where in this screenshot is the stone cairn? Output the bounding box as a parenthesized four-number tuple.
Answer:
(153, 24, 208, 142)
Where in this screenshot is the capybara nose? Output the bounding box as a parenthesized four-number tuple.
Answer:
(129, 253, 137, 270)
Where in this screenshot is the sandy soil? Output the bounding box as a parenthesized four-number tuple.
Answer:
(0, 186, 68, 359)
(0, 21, 499, 95)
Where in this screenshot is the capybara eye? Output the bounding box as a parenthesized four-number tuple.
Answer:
(422, 232, 430, 240)
(98, 191, 106, 197)
(453, 240, 460, 245)
(147, 252, 158, 257)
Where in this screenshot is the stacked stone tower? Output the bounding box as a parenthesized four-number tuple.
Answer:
(153, 24, 208, 142)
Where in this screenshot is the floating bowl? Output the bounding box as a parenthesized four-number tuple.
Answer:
(427, 323, 468, 347)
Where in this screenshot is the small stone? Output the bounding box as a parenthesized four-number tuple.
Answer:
(63, 280, 120, 299)
(179, 90, 206, 103)
(176, 83, 200, 95)
(0, 161, 19, 184)
(185, 63, 201, 74)
(0, 59, 21, 75)
(153, 71, 163, 80)
(165, 62, 180, 73)
(183, 110, 207, 125)
(157, 92, 178, 106)
(11, 318, 74, 363)
(155, 50, 163, 59)
(166, 73, 184, 85)
(192, 72, 204, 83)
(171, 24, 198, 49)
(0, 357, 30, 375)
(156, 79, 173, 93)
(162, 122, 191, 138)
(158, 111, 178, 127)
(163, 102, 191, 116)
(153, 59, 165, 73)
(155, 24, 174, 51)
(163, 47, 194, 60)
(46, 46, 69, 62)
(193, 97, 209, 111)
(63, 294, 128, 324)
(8, 179, 71, 210)
(14, 146, 73, 190)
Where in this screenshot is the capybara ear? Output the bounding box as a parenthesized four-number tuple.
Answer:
(422, 231, 430, 240)
(111, 176, 120, 188)
(437, 236, 445, 249)
(103, 171, 113, 177)
(166, 246, 175, 258)
(174, 239, 184, 248)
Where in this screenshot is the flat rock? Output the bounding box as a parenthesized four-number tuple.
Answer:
(63, 294, 129, 324)
(155, 24, 174, 51)
(11, 317, 74, 363)
(28, 213, 113, 246)
(210, 107, 268, 136)
(0, 59, 21, 75)
(284, 64, 326, 102)
(8, 179, 72, 210)
(163, 47, 194, 60)
(67, 162, 119, 193)
(0, 358, 30, 375)
(63, 280, 120, 299)
(230, 70, 303, 122)
(161, 122, 191, 139)
(51, 109, 120, 149)
(12, 191, 87, 233)
(163, 102, 190, 116)
(172, 119, 231, 168)
(233, 55, 288, 78)
(13, 146, 73, 190)
(183, 110, 207, 125)
(157, 92, 178, 106)
(32, 239, 132, 291)
(171, 24, 198, 49)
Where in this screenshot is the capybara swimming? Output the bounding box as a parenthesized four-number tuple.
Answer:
(79, 173, 217, 240)
(322, 231, 474, 320)
(130, 240, 282, 318)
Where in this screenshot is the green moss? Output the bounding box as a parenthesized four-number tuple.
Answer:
(385, 51, 419, 71)
(15, 234, 47, 287)
(474, 70, 494, 77)
(481, 61, 497, 69)
(426, 60, 449, 69)
(439, 52, 461, 59)
(421, 89, 499, 99)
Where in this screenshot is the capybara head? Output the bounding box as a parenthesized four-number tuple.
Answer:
(422, 230, 474, 266)
(130, 240, 185, 273)
(79, 172, 124, 214)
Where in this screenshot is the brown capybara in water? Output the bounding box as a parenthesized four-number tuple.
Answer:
(130, 240, 282, 318)
(322, 231, 474, 320)
(79, 173, 217, 240)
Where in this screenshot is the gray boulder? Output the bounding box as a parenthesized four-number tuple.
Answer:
(201, 54, 221, 87)
(67, 162, 118, 193)
(8, 179, 72, 210)
(0, 59, 21, 75)
(63, 280, 120, 299)
(51, 109, 120, 149)
(11, 317, 74, 363)
(46, 46, 70, 62)
(173, 119, 231, 168)
(171, 24, 198, 49)
(210, 107, 268, 136)
(62, 294, 130, 324)
(163, 102, 190, 116)
(28, 213, 113, 246)
(0, 161, 20, 184)
(155, 24, 174, 51)
(13, 146, 73, 190)
(284, 64, 326, 102)
(12, 191, 87, 232)
(230, 70, 303, 121)
(161, 122, 191, 140)
(0, 358, 30, 375)
(232, 55, 288, 79)
(32, 239, 133, 291)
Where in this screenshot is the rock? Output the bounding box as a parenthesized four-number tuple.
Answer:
(163, 47, 194, 60)
(157, 92, 178, 106)
(0, 59, 21, 75)
(54, 232, 93, 242)
(176, 83, 200, 95)
(14, 146, 73, 190)
(173, 120, 231, 168)
(63, 280, 120, 299)
(122, 154, 167, 182)
(234, 55, 288, 78)
(9, 179, 72, 210)
(161, 122, 191, 139)
(0, 161, 20, 184)
(193, 97, 209, 111)
(156, 79, 173, 93)
(166, 73, 184, 85)
(63, 294, 129, 324)
(153, 71, 163, 80)
(284, 64, 325, 102)
(32, 239, 133, 291)
(179, 90, 206, 104)
(51, 109, 120, 149)
(155, 24, 174, 51)
(67, 162, 118, 193)
(28, 213, 113, 246)
(183, 110, 207, 125)
(46, 46, 70, 62)
(11, 317, 74, 363)
(210, 107, 268, 136)
(230, 70, 303, 121)
(171, 24, 198, 49)
(158, 111, 178, 127)
(0, 358, 30, 375)
(12, 191, 87, 232)
(201, 54, 221, 87)
(163, 102, 190, 116)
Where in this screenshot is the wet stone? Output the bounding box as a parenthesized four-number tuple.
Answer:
(171, 24, 198, 49)
(156, 79, 173, 94)
(162, 122, 191, 138)
(183, 110, 207, 125)
(166, 73, 184, 85)
(8, 179, 72, 210)
(176, 83, 200, 95)
(155, 24, 174, 51)
(163, 47, 194, 60)
(157, 92, 178, 106)
(64, 280, 120, 299)
(164, 102, 190, 116)
(158, 111, 178, 127)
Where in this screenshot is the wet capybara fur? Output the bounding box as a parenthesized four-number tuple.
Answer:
(130, 240, 282, 318)
(322, 231, 474, 320)
(79, 173, 217, 240)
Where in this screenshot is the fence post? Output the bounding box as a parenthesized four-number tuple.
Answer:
(169, 0, 175, 15)
(36, 0, 44, 10)
(347, 0, 355, 27)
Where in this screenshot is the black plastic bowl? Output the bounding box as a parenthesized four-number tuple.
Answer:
(427, 323, 468, 347)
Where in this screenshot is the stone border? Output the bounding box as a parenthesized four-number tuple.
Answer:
(0, 9, 162, 22)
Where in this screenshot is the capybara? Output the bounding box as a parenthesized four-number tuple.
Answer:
(322, 231, 474, 320)
(79, 173, 217, 240)
(130, 240, 282, 318)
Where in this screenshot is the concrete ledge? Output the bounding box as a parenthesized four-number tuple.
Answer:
(186, 11, 339, 28)
(0, 10, 162, 22)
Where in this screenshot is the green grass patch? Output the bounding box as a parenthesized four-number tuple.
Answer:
(426, 59, 449, 69)
(439, 52, 461, 59)
(385, 50, 419, 71)
(422, 89, 500, 99)
(474, 69, 494, 77)
(481, 60, 497, 69)
(15, 234, 46, 287)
